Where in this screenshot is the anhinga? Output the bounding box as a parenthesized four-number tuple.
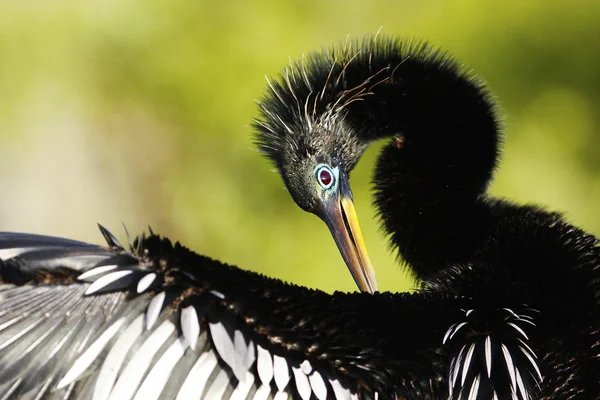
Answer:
(254, 34, 600, 397)
(0, 35, 597, 400)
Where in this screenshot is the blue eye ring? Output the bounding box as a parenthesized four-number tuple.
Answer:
(315, 164, 337, 190)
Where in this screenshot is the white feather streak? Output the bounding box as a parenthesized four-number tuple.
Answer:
(468, 374, 480, 400)
(252, 384, 271, 400)
(257, 345, 274, 385)
(210, 290, 226, 299)
(517, 338, 536, 358)
(210, 322, 248, 383)
(205, 369, 230, 399)
(230, 372, 256, 400)
(136, 273, 156, 294)
(443, 323, 457, 345)
(146, 292, 165, 330)
(58, 317, 126, 389)
(274, 392, 289, 400)
(329, 379, 352, 400)
(501, 343, 517, 390)
(292, 366, 312, 400)
(176, 350, 218, 400)
(273, 354, 290, 391)
(452, 345, 467, 388)
(133, 336, 188, 400)
(85, 270, 133, 295)
(515, 366, 528, 400)
(180, 306, 200, 350)
(78, 265, 118, 280)
(309, 370, 327, 400)
(300, 360, 312, 375)
(507, 322, 529, 340)
(462, 343, 476, 385)
(485, 336, 492, 378)
(520, 346, 543, 382)
(93, 315, 144, 400)
(108, 320, 175, 400)
(449, 322, 468, 341)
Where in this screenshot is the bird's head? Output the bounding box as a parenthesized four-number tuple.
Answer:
(254, 34, 500, 291)
(253, 56, 377, 293)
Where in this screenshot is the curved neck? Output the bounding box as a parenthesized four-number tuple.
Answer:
(345, 58, 501, 280)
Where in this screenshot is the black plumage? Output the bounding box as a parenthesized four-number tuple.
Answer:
(254, 35, 600, 398)
(0, 228, 462, 400)
(0, 34, 597, 400)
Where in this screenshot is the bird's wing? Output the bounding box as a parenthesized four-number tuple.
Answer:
(0, 228, 362, 400)
(443, 306, 542, 400)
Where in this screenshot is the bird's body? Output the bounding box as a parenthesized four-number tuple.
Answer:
(0, 34, 598, 400)
(254, 35, 600, 398)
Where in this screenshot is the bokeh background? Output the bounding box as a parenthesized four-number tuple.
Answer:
(1, 0, 599, 293)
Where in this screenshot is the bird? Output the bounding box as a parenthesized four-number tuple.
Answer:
(253, 33, 600, 399)
(0, 34, 596, 400)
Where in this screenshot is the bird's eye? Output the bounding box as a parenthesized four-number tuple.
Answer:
(315, 165, 335, 189)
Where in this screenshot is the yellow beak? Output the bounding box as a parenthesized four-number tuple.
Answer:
(319, 191, 378, 293)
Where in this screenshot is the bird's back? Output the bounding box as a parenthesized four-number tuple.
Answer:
(0, 228, 460, 400)
(422, 198, 600, 399)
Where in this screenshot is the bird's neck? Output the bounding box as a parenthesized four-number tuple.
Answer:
(374, 178, 494, 281)
(347, 61, 500, 281)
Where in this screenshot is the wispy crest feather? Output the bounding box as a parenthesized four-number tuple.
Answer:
(252, 34, 487, 168)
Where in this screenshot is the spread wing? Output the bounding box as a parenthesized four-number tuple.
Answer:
(0, 228, 362, 400)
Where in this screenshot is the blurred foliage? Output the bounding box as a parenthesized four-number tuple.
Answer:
(0, 0, 599, 293)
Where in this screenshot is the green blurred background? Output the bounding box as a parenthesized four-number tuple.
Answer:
(1, 0, 599, 293)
